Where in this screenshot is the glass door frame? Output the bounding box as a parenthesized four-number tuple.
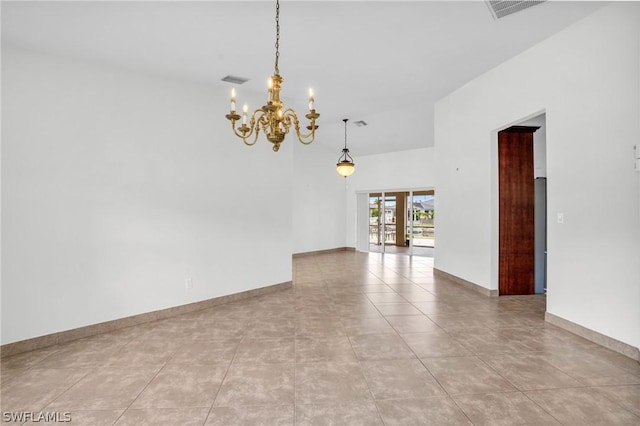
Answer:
(365, 189, 434, 256)
(368, 192, 385, 254)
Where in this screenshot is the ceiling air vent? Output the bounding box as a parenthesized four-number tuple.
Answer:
(353, 120, 367, 127)
(486, 1, 546, 20)
(221, 75, 249, 84)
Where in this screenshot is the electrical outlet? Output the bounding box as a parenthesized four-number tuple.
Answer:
(185, 278, 193, 289)
(557, 213, 564, 224)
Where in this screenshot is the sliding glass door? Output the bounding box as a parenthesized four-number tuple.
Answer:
(369, 194, 382, 253)
(406, 190, 435, 256)
(365, 189, 434, 257)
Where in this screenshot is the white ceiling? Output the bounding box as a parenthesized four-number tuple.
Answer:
(2, 1, 605, 156)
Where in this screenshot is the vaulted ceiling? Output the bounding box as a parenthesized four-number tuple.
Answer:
(2, 1, 605, 155)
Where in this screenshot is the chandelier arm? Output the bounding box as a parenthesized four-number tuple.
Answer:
(234, 125, 259, 146)
(241, 118, 260, 146)
(230, 119, 249, 139)
(255, 110, 269, 127)
(242, 131, 260, 146)
(297, 133, 316, 145)
(256, 112, 271, 137)
(230, 110, 267, 146)
(282, 109, 301, 133)
(282, 108, 297, 118)
(278, 113, 291, 133)
(282, 108, 317, 144)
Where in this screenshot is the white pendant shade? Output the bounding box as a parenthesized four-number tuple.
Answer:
(336, 161, 355, 177)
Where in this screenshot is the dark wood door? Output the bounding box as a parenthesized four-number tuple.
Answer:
(498, 126, 538, 295)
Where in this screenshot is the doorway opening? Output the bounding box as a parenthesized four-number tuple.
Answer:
(367, 190, 434, 257)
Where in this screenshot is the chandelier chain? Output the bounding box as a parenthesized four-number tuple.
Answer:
(274, 0, 280, 75)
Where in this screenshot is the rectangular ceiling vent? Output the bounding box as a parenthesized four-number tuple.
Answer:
(221, 75, 249, 84)
(486, 1, 546, 20)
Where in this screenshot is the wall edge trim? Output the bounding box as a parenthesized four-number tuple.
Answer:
(1, 280, 292, 358)
(293, 247, 355, 258)
(433, 268, 498, 297)
(545, 312, 640, 362)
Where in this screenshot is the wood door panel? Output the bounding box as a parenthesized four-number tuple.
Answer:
(498, 126, 536, 295)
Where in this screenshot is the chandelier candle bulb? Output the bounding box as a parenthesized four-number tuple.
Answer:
(308, 88, 314, 110)
(242, 104, 248, 125)
(230, 88, 236, 111)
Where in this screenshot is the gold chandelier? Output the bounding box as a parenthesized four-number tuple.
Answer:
(225, 0, 319, 152)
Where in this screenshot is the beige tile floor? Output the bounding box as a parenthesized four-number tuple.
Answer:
(1, 251, 639, 425)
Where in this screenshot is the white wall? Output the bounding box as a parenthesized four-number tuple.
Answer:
(292, 142, 347, 254)
(434, 3, 640, 349)
(1, 48, 293, 344)
(345, 147, 435, 248)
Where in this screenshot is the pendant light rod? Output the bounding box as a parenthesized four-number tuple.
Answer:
(343, 118, 349, 149)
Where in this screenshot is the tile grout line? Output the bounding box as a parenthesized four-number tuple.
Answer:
(201, 329, 245, 425)
(110, 346, 177, 425)
(341, 298, 387, 426)
(293, 283, 298, 426)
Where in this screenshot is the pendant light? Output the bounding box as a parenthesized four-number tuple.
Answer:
(336, 119, 355, 177)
